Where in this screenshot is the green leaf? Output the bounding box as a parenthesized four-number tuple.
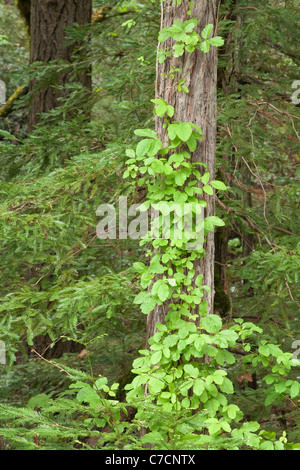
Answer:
(221, 421, 231, 432)
(201, 172, 210, 185)
(202, 314, 222, 334)
(158, 29, 170, 42)
(208, 422, 221, 435)
(184, 364, 199, 377)
(164, 334, 179, 347)
(209, 36, 224, 47)
(185, 44, 195, 53)
(219, 377, 234, 394)
(181, 397, 191, 409)
(173, 43, 185, 57)
(141, 297, 157, 314)
(141, 431, 164, 444)
(203, 185, 214, 195)
(157, 283, 170, 302)
(210, 180, 227, 190)
(168, 123, 177, 141)
(199, 40, 210, 53)
(242, 421, 260, 433)
(264, 392, 278, 406)
(133, 262, 147, 274)
(201, 24, 214, 39)
(134, 291, 150, 304)
(275, 382, 287, 393)
(163, 347, 171, 358)
(290, 381, 300, 399)
(183, 18, 197, 33)
(151, 350, 163, 364)
(260, 441, 274, 450)
(259, 344, 269, 356)
(176, 122, 193, 142)
(76, 386, 101, 408)
(175, 171, 188, 186)
(167, 105, 175, 117)
(186, 135, 197, 152)
(172, 20, 184, 31)
(148, 139, 162, 156)
(151, 99, 168, 117)
(136, 139, 152, 157)
(205, 216, 225, 227)
(158, 49, 167, 64)
(193, 378, 205, 396)
(227, 404, 239, 419)
(134, 129, 157, 139)
(148, 377, 165, 394)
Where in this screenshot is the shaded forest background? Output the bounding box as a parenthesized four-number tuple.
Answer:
(0, 0, 299, 450)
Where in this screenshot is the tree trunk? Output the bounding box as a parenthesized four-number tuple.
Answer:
(24, 0, 91, 359)
(28, 0, 91, 131)
(146, 0, 218, 342)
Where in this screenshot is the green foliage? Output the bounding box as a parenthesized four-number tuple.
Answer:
(0, 366, 138, 450)
(122, 90, 299, 449)
(158, 19, 224, 62)
(0, 0, 299, 451)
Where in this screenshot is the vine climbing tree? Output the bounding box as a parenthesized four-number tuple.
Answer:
(146, 0, 220, 341)
(123, 0, 298, 450)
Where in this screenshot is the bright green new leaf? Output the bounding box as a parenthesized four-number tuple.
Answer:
(136, 138, 152, 157)
(210, 180, 227, 190)
(158, 28, 170, 42)
(203, 185, 213, 195)
(201, 172, 210, 185)
(290, 381, 300, 399)
(151, 350, 163, 364)
(202, 314, 222, 334)
(199, 40, 210, 53)
(175, 122, 193, 142)
(134, 129, 157, 139)
(201, 24, 213, 39)
(193, 378, 205, 396)
(183, 18, 198, 33)
(205, 216, 225, 227)
(209, 36, 224, 47)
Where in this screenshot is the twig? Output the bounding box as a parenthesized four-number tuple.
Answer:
(31, 348, 72, 376)
(235, 7, 268, 16)
(241, 156, 271, 236)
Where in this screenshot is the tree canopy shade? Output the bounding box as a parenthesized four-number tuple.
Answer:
(0, 0, 299, 451)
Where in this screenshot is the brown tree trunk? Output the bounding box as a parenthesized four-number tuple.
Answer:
(146, 0, 218, 342)
(24, 0, 91, 359)
(28, 0, 91, 131)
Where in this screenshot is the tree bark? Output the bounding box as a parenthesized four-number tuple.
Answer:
(146, 0, 218, 342)
(28, 0, 91, 131)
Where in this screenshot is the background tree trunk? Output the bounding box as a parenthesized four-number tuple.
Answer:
(24, 0, 91, 358)
(28, 0, 91, 131)
(147, 0, 218, 342)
